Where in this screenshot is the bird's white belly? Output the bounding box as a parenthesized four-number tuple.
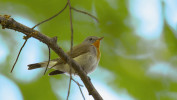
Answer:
(74, 52, 98, 74)
(54, 52, 99, 75)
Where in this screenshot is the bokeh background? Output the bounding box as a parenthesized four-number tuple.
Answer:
(0, 0, 177, 100)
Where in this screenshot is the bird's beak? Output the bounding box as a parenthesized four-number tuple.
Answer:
(98, 37, 104, 41)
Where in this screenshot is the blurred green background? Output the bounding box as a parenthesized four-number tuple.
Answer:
(0, 0, 177, 100)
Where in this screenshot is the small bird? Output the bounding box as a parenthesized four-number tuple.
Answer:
(28, 36, 103, 75)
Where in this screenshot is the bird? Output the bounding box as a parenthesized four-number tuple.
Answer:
(27, 36, 103, 76)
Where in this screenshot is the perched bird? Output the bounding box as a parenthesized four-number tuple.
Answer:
(28, 36, 103, 75)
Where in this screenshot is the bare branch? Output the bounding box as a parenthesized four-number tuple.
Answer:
(77, 82, 85, 100)
(67, 0, 74, 99)
(67, 70, 72, 100)
(32, 2, 68, 29)
(72, 78, 85, 100)
(10, 31, 36, 73)
(0, 15, 103, 100)
(71, 78, 83, 87)
(71, 7, 99, 23)
(44, 46, 51, 75)
(68, 3, 74, 53)
(10, 39, 28, 73)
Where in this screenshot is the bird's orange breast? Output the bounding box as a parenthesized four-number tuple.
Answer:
(92, 40, 101, 59)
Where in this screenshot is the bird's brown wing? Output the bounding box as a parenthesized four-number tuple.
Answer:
(67, 43, 91, 58)
(48, 43, 92, 75)
(51, 43, 91, 65)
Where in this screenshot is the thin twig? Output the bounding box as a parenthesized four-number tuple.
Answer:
(69, 8, 74, 52)
(78, 83, 85, 100)
(77, 82, 85, 100)
(71, 7, 99, 23)
(31, 2, 68, 29)
(44, 46, 51, 75)
(67, 0, 74, 99)
(10, 39, 28, 73)
(71, 78, 83, 87)
(10, 32, 33, 73)
(67, 68, 72, 100)
(72, 78, 85, 100)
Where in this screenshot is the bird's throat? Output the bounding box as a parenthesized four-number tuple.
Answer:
(92, 40, 101, 59)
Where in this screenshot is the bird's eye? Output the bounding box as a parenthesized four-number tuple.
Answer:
(89, 38, 93, 41)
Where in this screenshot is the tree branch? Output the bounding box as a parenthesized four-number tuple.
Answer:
(10, 38, 28, 72)
(31, 2, 68, 29)
(71, 7, 99, 23)
(44, 46, 51, 75)
(0, 15, 103, 100)
(67, 0, 74, 99)
(72, 78, 85, 100)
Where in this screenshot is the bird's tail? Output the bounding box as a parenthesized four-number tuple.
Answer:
(28, 61, 57, 70)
